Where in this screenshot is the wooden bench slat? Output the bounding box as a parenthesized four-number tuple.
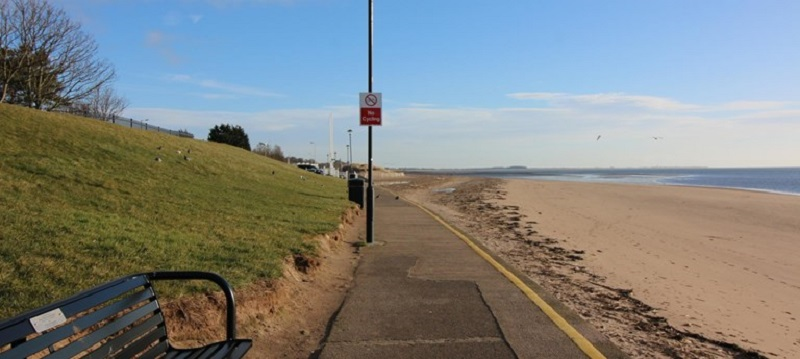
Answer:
(191, 344, 217, 359)
(0, 271, 251, 359)
(211, 340, 253, 359)
(164, 340, 253, 359)
(46, 300, 161, 359)
(165, 344, 210, 359)
(164, 348, 188, 359)
(54, 288, 156, 347)
(59, 275, 151, 318)
(0, 275, 150, 345)
(227, 341, 253, 359)
(212, 340, 252, 359)
(164, 347, 197, 359)
(0, 322, 32, 352)
(138, 339, 171, 359)
(0, 289, 156, 359)
(105, 318, 167, 359)
(83, 314, 166, 359)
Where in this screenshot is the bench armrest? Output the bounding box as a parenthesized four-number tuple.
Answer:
(144, 271, 239, 341)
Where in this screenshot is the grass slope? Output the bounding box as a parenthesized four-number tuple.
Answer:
(0, 103, 351, 319)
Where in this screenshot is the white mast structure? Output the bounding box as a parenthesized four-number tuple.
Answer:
(327, 113, 335, 176)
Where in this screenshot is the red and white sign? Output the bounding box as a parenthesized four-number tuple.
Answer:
(359, 92, 382, 126)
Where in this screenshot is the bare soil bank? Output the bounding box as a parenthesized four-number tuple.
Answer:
(160, 208, 364, 358)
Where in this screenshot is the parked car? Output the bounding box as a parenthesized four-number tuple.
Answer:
(297, 164, 324, 175)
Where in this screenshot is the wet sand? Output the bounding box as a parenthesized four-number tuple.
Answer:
(383, 175, 800, 358)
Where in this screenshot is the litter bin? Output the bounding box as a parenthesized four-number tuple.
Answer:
(348, 178, 366, 208)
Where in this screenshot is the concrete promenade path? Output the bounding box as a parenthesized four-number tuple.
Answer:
(317, 189, 627, 359)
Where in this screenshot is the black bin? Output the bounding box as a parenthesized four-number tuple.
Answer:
(348, 178, 366, 208)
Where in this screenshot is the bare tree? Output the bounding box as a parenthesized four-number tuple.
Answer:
(253, 142, 286, 162)
(253, 142, 270, 156)
(0, 0, 115, 109)
(84, 85, 128, 120)
(269, 145, 285, 162)
(0, 0, 22, 103)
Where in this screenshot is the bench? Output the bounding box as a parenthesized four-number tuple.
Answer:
(0, 271, 252, 359)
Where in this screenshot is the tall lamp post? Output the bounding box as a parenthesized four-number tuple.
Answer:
(365, 0, 375, 244)
(310, 141, 316, 163)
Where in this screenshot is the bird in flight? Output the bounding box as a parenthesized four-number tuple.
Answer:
(652, 136, 663, 140)
(596, 135, 602, 141)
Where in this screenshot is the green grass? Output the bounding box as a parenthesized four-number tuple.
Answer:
(0, 103, 351, 319)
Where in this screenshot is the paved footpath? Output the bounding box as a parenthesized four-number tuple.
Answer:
(317, 189, 627, 359)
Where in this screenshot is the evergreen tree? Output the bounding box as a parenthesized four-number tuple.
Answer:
(208, 124, 251, 151)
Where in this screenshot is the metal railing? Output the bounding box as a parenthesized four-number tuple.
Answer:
(108, 115, 194, 138)
(52, 107, 194, 138)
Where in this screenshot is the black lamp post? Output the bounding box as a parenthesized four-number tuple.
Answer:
(366, 0, 375, 244)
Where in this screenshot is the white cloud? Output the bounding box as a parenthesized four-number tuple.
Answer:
(375, 95, 800, 168)
(145, 31, 166, 46)
(204, 0, 300, 8)
(167, 74, 192, 82)
(145, 31, 183, 65)
(124, 91, 800, 169)
(506, 92, 567, 100)
(124, 106, 355, 138)
(406, 103, 438, 108)
(197, 93, 237, 100)
(718, 101, 793, 111)
(125, 108, 305, 139)
(508, 92, 697, 111)
(574, 93, 695, 111)
(163, 12, 182, 26)
(198, 80, 282, 98)
(730, 109, 800, 124)
(162, 12, 204, 26)
(165, 74, 282, 98)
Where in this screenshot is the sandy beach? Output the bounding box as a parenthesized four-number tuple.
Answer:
(383, 175, 800, 358)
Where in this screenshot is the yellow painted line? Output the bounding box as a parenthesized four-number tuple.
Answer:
(412, 202, 607, 359)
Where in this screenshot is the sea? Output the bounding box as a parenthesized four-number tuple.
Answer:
(412, 167, 800, 197)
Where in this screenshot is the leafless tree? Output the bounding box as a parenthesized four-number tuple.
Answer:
(0, 0, 22, 103)
(84, 85, 128, 121)
(253, 142, 270, 156)
(0, 0, 115, 109)
(253, 142, 286, 162)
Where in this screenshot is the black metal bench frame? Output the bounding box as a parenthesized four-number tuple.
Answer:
(0, 271, 252, 358)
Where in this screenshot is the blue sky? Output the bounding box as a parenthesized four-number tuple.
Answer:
(56, 0, 800, 168)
